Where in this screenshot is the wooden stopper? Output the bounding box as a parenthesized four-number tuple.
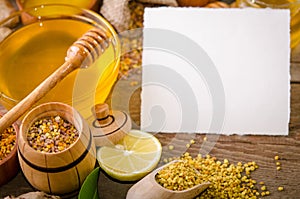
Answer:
(94, 103, 112, 125)
(91, 103, 132, 146)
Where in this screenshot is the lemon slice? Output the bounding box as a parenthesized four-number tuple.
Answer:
(96, 130, 162, 181)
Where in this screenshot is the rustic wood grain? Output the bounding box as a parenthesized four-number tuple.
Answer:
(291, 44, 300, 83)
(291, 63, 300, 83)
(292, 43, 300, 63)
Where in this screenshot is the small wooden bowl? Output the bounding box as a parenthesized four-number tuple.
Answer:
(0, 111, 19, 187)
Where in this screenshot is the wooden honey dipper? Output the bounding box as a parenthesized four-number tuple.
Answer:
(0, 28, 110, 133)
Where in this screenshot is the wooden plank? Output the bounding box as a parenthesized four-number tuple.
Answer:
(291, 63, 300, 83)
(291, 43, 300, 63)
(291, 42, 300, 82)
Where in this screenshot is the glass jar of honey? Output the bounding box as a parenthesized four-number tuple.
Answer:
(0, 4, 120, 120)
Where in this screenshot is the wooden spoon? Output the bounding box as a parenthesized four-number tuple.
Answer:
(0, 28, 110, 133)
(126, 160, 211, 199)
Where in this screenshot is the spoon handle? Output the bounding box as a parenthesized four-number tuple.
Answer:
(0, 28, 109, 132)
(0, 61, 77, 132)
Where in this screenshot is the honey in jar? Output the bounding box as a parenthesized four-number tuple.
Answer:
(0, 5, 120, 118)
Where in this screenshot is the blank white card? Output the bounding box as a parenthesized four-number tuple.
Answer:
(141, 8, 290, 135)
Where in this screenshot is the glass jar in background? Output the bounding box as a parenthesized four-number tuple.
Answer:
(16, 0, 100, 11)
(236, 0, 300, 49)
(0, 4, 120, 119)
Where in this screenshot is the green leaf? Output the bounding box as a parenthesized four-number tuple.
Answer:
(78, 167, 100, 199)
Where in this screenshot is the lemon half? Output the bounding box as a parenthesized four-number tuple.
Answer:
(96, 130, 162, 181)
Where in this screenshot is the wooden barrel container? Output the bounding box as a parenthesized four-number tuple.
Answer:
(18, 102, 96, 196)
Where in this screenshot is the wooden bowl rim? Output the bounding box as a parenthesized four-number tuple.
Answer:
(19, 102, 86, 156)
(0, 111, 19, 166)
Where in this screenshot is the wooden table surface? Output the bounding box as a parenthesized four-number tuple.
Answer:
(1, 44, 300, 199)
(96, 44, 300, 199)
(1, 4, 300, 199)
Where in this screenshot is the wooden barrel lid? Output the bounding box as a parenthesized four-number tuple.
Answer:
(91, 103, 131, 146)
